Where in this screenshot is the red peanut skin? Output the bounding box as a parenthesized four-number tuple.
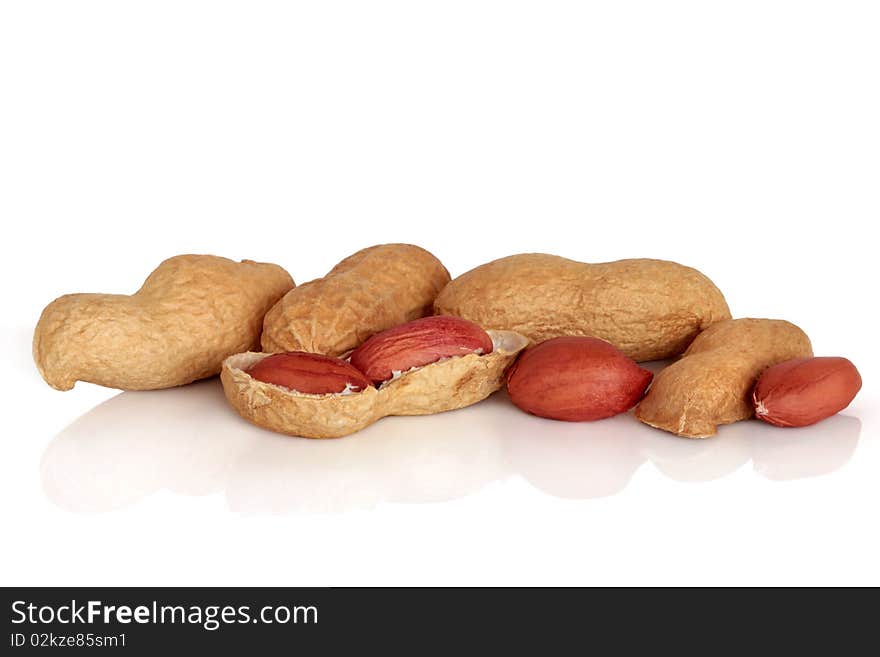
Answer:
(349, 315, 494, 384)
(506, 336, 653, 421)
(753, 357, 862, 427)
(247, 352, 372, 394)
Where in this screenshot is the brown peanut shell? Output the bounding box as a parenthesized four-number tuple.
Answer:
(33, 255, 294, 391)
(221, 330, 529, 438)
(635, 318, 813, 438)
(434, 254, 731, 361)
(261, 244, 450, 356)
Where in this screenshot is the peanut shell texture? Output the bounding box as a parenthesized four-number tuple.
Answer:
(33, 255, 295, 391)
(261, 243, 451, 356)
(635, 318, 813, 438)
(434, 254, 731, 361)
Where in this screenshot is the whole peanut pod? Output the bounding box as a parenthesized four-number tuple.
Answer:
(261, 244, 450, 357)
(434, 254, 731, 361)
(635, 318, 813, 438)
(33, 255, 294, 391)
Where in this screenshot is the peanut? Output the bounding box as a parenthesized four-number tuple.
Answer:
(221, 330, 529, 438)
(261, 244, 450, 356)
(753, 357, 861, 427)
(349, 316, 493, 384)
(506, 337, 653, 421)
(635, 318, 813, 438)
(434, 254, 730, 361)
(33, 255, 294, 391)
(247, 352, 372, 395)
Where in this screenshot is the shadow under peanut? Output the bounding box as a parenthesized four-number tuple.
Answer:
(639, 429, 752, 483)
(40, 379, 254, 512)
(489, 392, 647, 499)
(41, 383, 863, 514)
(638, 413, 861, 483)
(746, 414, 862, 481)
(225, 401, 509, 514)
(41, 381, 509, 514)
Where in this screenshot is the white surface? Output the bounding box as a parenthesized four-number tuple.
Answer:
(1, 1, 878, 586)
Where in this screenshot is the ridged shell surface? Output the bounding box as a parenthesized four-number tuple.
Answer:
(434, 254, 731, 361)
(33, 255, 294, 391)
(635, 318, 813, 438)
(261, 244, 450, 356)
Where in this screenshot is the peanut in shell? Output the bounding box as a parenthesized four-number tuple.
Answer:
(33, 255, 295, 391)
(261, 243, 451, 357)
(433, 254, 731, 361)
(635, 318, 813, 438)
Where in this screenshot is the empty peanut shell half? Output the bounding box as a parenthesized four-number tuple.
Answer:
(221, 330, 529, 438)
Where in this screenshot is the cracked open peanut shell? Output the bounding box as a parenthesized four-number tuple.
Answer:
(221, 330, 529, 438)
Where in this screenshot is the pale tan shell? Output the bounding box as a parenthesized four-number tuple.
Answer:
(635, 318, 813, 438)
(261, 243, 451, 356)
(221, 330, 529, 438)
(434, 254, 731, 361)
(34, 255, 295, 391)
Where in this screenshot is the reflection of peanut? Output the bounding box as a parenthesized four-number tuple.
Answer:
(33, 255, 294, 391)
(753, 357, 861, 428)
(261, 244, 450, 357)
(247, 352, 372, 395)
(350, 316, 493, 384)
(635, 318, 813, 438)
(435, 254, 730, 361)
(506, 337, 653, 421)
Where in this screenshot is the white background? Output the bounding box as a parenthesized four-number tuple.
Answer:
(1, 1, 877, 586)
